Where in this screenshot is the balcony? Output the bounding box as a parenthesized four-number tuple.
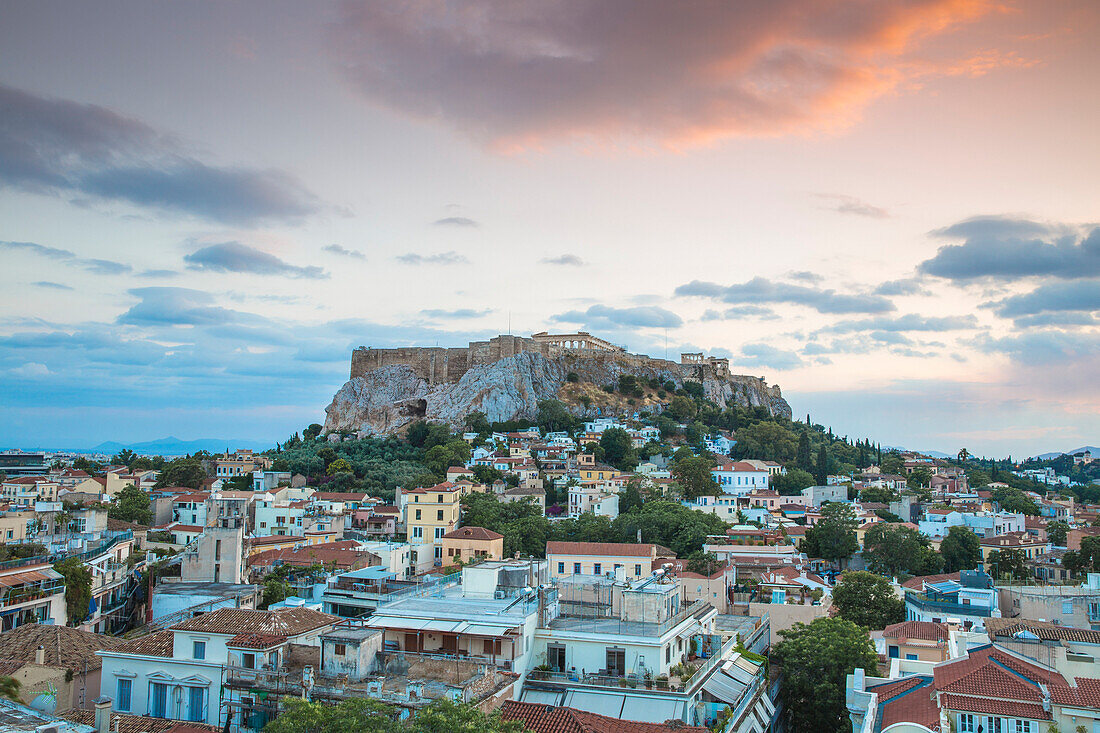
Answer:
(225, 665, 304, 695)
(905, 594, 994, 618)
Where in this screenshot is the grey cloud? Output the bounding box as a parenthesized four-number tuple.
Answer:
(823, 314, 978, 334)
(542, 254, 585, 266)
(184, 241, 327, 279)
(433, 217, 479, 228)
(32, 281, 72, 290)
(2, 239, 130, 275)
(396, 251, 469, 265)
(420, 308, 493, 319)
(920, 216, 1100, 282)
(700, 306, 779, 321)
(551, 304, 683, 329)
(329, 2, 993, 146)
(139, 269, 179, 278)
(870, 331, 912, 345)
(117, 287, 241, 327)
(978, 330, 1100, 367)
(676, 277, 894, 314)
(738, 343, 804, 371)
(815, 194, 889, 218)
(1012, 313, 1098, 329)
(874, 278, 928, 296)
(323, 244, 366, 260)
(987, 280, 1100, 318)
(0, 83, 317, 224)
(786, 271, 824, 283)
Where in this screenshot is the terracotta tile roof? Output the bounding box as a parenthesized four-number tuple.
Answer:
(985, 618, 1100, 645)
(63, 709, 220, 733)
(111, 630, 175, 658)
(249, 541, 372, 571)
(869, 677, 939, 730)
(443, 526, 503, 541)
(546, 541, 659, 557)
(0, 623, 128, 671)
(933, 646, 1067, 721)
(940, 693, 1049, 720)
(501, 701, 708, 733)
(901, 571, 961, 591)
(882, 620, 949, 642)
(171, 607, 337, 636)
(227, 632, 287, 649)
(312, 491, 369, 501)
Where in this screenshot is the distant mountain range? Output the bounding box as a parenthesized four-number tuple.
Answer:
(1030, 446, 1100, 461)
(89, 436, 276, 456)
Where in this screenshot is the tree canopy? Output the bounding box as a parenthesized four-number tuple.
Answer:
(109, 484, 153, 525)
(800, 502, 858, 563)
(863, 523, 942, 577)
(940, 526, 982, 573)
(773, 617, 879, 732)
(831, 571, 904, 630)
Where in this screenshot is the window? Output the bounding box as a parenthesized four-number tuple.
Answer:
(665, 645, 671, 663)
(547, 644, 566, 672)
(187, 686, 205, 722)
(594, 563, 602, 575)
(413, 527, 423, 538)
(1063, 600, 1074, 615)
(193, 640, 206, 660)
(573, 563, 581, 574)
(606, 647, 625, 676)
(558, 562, 565, 574)
(242, 653, 255, 669)
(634, 564, 642, 576)
(434, 527, 445, 539)
(115, 679, 132, 711)
(437, 510, 444, 521)
(149, 682, 168, 717)
(905, 654, 918, 661)
(888, 646, 900, 658)
(958, 714, 976, 733)
(334, 643, 346, 656)
(437, 494, 443, 503)
(415, 509, 422, 520)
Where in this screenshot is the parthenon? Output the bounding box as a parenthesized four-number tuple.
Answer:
(530, 331, 624, 352)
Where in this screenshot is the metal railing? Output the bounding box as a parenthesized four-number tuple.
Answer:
(906, 594, 994, 617)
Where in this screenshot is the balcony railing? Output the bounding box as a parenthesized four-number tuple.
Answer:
(0, 583, 65, 608)
(906, 594, 994, 618)
(379, 649, 514, 670)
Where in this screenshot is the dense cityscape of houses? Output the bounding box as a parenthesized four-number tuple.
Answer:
(0, 430, 1097, 733)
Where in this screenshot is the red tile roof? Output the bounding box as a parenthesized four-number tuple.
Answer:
(227, 632, 287, 649)
(546, 541, 659, 557)
(985, 618, 1100, 645)
(443, 526, 503, 541)
(171, 607, 337, 636)
(111, 630, 175, 658)
(901, 571, 961, 591)
(882, 620, 949, 642)
(501, 701, 708, 733)
(869, 677, 940, 730)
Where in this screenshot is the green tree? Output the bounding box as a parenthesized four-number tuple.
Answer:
(264, 697, 401, 733)
(859, 486, 898, 504)
(260, 578, 291, 609)
(618, 480, 644, 514)
(992, 486, 1040, 516)
(109, 484, 153, 525)
(863, 523, 942, 577)
(463, 411, 491, 435)
(53, 557, 92, 626)
(797, 431, 812, 472)
(412, 698, 524, 733)
(1048, 520, 1069, 547)
(536, 399, 575, 433)
(665, 395, 697, 422)
(327, 458, 354, 475)
(940, 526, 983, 573)
(987, 548, 1029, 580)
(685, 551, 723, 576)
(155, 458, 207, 489)
(611, 500, 728, 558)
(0, 675, 21, 702)
(424, 440, 472, 478)
(672, 456, 717, 499)
(773, 617, 879, 732)
(814, 445, 829, 485)
(771, 468, 814, 496)
(800, 502, 858, 564)
(907, 467, 933, 488)
(599, 427, 637, 471)
(111, 448, 137, 466)
(303, 423, 324, 441)
(832, 571, 904, 630)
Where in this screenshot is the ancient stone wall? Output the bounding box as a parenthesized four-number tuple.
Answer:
(351, 335, 553, 384)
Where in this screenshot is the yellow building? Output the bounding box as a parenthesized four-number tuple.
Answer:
(880, 620, 951, 662)
(441, 526, 504, 564)
(578, 464, 620, 482)
(402, 482, 462, 573)
(978, 531, 1051, 570)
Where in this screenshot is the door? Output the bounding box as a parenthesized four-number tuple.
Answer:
(442, 635, 457, 654)
(606, 647, 625, 677)
(404, 633, 421, 652)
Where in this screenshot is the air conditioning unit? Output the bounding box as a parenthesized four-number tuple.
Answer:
(494, 590, 506, 600)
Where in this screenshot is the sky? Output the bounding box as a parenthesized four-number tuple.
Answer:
(1, 0, 1098, 457)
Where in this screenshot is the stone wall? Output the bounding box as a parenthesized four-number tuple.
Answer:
(351, 335, 554, 384)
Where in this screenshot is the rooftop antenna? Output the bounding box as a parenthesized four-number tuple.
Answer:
(508, 310, 512, 335)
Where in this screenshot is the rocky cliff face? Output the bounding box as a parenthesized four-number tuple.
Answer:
(324, 351, 791, 436)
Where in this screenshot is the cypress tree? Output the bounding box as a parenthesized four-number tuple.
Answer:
(815, 445, 828, 485)
(797, 431, 812, 471)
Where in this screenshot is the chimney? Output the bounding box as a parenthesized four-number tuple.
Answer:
(93, 696, 112, 733)
(35, 645, 44, 665)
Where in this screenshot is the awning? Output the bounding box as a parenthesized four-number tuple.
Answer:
(562, 690, 624, 718)
(464, 622, 520, 636)
(418, 619, 466, 633)
(0, 569, 55, 587)
(364, 616, 434, 631)
(703, 670, 749, 704)
(519, 689, 564, 706)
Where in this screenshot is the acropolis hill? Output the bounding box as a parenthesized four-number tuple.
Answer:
(325, 332, 790, 436)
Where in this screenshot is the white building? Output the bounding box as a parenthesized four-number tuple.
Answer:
(97, 607, 338, 728)
(567, 484, 619, 519)
(711, 459, 769, 496)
